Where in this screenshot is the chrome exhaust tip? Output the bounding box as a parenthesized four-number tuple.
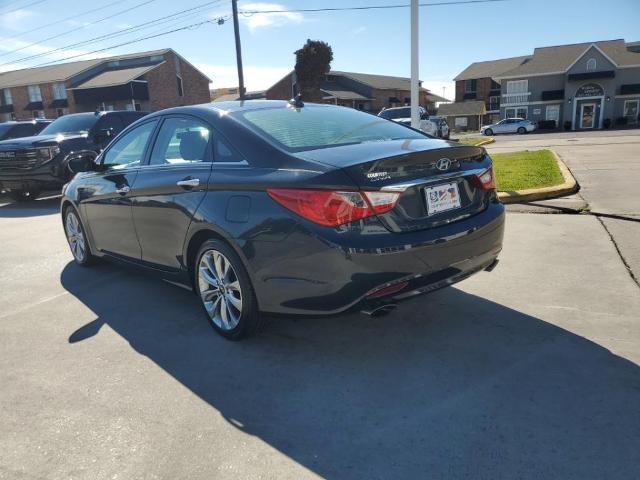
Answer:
(484, 259, 499, 272)
(361, 304, 398, 317)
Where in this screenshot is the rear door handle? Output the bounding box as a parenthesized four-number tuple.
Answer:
(115, 185, 130, 194)
(177, 178, 200, 188)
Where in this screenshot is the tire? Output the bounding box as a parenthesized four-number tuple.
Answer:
(63, 206, 96, 267)
(7, 188, 41, 202)
(517, 127, 526, 134)
(484, 128, 493, 136)
(194, 239, 261, 340)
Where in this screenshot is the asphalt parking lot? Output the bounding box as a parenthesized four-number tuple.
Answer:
(1, 130, 639, 479)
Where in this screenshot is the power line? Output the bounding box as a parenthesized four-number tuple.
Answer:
(0, 0, 227, 67)
(1, 0, 130, 42)
(0, 0, 48, 16)
(239, 0, 510, 15)
(0, 0, 158, 60)
(32, 14, 229, 68)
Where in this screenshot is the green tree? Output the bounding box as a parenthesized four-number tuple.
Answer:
(294, 39, 334, 103)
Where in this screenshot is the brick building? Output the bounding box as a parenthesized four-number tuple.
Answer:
(265, 70, 448, 113)
(0, 48, 211, 122)
(450, 56, 530, 130)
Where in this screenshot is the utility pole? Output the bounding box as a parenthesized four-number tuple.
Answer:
(410, 0, 419, 128)
(231, 0, 245, 100)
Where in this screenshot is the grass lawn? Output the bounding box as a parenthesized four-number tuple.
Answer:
(491, 149, 564, 192)
(457, 136, 492, 146)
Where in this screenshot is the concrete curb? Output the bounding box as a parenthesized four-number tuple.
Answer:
(497, 150, 579, 204)
(474, 137, 495, 147)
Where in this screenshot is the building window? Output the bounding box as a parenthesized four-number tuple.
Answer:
(505, 107, 527, 119)
(52, 82, 67, 100)
(490, 80, 500, 90)
(464, 79, 476, 93)
(126, 102, 142, 111)
(32, 110, 45, 119)
(177, 75, 184, 97)
(28, 85, 42, 102)
(586, 58, 597, 71)
(56, 108, 68, 118)
(546, 104, 560, 123)
(488, 96, 500, 111)
(2, 89, 12, 105)
(506, 80, 528, 94)
(624, 99, 639, 123)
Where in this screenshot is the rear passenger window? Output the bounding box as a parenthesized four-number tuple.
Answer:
(96, 114, 125, 136)
(149, 117, 211, 165)
(6, 124, 36, 139)
(214, 137, 244, 163)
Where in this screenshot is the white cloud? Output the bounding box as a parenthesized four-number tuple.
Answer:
(352, 26, 366, 36)
(0, 10, 34, 32)
(422, 80, 455, 102)
(196, 63, 291, 91)
(239, 3, 303, 32)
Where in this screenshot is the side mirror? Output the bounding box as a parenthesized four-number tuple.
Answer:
(93, 128, 113, 145)
(67, 151, 97, 174)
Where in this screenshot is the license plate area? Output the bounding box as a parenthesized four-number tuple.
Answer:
(424, 182, 461, 216)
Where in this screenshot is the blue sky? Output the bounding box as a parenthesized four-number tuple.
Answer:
(0, 0, 638, 99)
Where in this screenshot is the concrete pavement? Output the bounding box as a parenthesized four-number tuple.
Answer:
(486, 129, 640, 283)
(1, 195, 639, 479)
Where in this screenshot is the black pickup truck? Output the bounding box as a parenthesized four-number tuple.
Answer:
(0, 110, 147, 201)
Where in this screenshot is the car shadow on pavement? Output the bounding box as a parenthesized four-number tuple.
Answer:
(0, 195, 60, 218)
(61, 262, 640, 479)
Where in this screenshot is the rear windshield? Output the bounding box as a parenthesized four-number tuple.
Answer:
(378, 107, 411, 120)
(237, 105, 425, 152)
(40, 113, 98, 136)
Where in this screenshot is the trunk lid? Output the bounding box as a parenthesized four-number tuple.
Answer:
(298, 138, 493, 232)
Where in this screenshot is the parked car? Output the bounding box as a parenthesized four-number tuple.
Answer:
(481, 118, 536, 136)
(61, 101, 505, 340)
(0, 110, 147, 201)
(0, 119, 51, 141)
(378, 106, 444, 138)
(428, 115, 450, 140)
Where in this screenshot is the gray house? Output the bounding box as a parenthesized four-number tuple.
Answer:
(493, 39, 640, 129)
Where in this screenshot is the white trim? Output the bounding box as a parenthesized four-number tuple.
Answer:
(565, 43, 619, 72)
(499, 100, 563, 107)
(572, 95, 604, 130)
(615, 94, 640, 99)
(579, 102, 597, 129)
(495, 71, 565, 81)
(623, 99, 639, 123)
(545, 104, 561, 122)
(618, 64, 640, 69)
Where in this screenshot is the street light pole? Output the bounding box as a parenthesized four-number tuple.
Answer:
(231, 0, 245, 100)
(410, 0, 419, 128)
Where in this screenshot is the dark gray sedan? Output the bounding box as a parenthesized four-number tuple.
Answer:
(61, 101, 504, 339)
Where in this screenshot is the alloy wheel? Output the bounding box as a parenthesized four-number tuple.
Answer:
(198, 249, 243, 331)
(65, 210, 86, 263)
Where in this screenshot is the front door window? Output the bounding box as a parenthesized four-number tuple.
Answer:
(580, 103, 596, 129)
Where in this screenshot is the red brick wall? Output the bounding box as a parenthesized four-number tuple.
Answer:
(455, 78, 496, 103)
(455, 81, 465, 102)
(146, 52, 211, 111)
(265, 73, 294, 100)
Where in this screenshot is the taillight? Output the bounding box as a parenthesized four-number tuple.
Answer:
(474, 166, 496, 190)
(267, 188, 400, 227)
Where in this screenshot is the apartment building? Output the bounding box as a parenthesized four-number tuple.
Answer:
(0, 48, 211, 121)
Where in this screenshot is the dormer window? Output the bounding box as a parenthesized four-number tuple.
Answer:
(586, 58, 596, 71)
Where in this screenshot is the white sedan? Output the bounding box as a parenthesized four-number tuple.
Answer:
(481, 118, 536, 136)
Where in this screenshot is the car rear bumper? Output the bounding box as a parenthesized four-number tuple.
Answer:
(249, 200, 505, 315)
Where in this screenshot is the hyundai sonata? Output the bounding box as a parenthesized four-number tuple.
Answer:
(61, 100, 505, 340)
